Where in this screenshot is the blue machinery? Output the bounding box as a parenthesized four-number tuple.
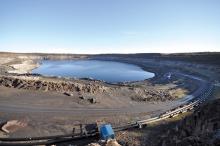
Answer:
(99, 124, 115, 140)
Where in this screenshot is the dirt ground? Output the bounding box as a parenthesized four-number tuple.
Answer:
(0, 85, 186, 138)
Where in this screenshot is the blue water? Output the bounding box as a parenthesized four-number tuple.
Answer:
(32, 60, 155, 83)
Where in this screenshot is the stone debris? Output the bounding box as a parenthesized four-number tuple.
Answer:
(0, 74, 186, 103)
(0, 76, 107, 94)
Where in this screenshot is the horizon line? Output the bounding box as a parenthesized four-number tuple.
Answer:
(0, 51, 219, 55)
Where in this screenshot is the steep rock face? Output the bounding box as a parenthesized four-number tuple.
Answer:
(158, 99, 220, 146)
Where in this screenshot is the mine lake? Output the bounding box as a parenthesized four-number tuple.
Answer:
(32, 60, 155, 82)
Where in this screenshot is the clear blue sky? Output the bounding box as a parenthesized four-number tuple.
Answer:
(0, 0, 220, 54)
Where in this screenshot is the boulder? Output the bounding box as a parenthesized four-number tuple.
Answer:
(89, 97, 96, 104)
(4, 79, 12, 87)
(106, 139, 121, 146)
(12, 78, 22, 87)
(79, 96, 97, 104)
(63, 92, 74, 96)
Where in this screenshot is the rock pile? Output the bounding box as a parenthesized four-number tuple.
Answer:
(0, 75, 180, 102)
(131, 88, 173, 102)
(0, 76, 108, 94)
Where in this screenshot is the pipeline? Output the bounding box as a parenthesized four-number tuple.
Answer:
(0, 132, 98, 146)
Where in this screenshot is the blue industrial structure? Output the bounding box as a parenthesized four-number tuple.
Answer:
(99, 124, 115, 140)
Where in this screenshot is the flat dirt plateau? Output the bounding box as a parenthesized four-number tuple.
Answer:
(0, 52, 220, 140)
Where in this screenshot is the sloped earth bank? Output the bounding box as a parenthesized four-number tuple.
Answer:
(0, 53, 218, 139)
(157, 99, 220, 146)
(114, 98, 220, 146)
